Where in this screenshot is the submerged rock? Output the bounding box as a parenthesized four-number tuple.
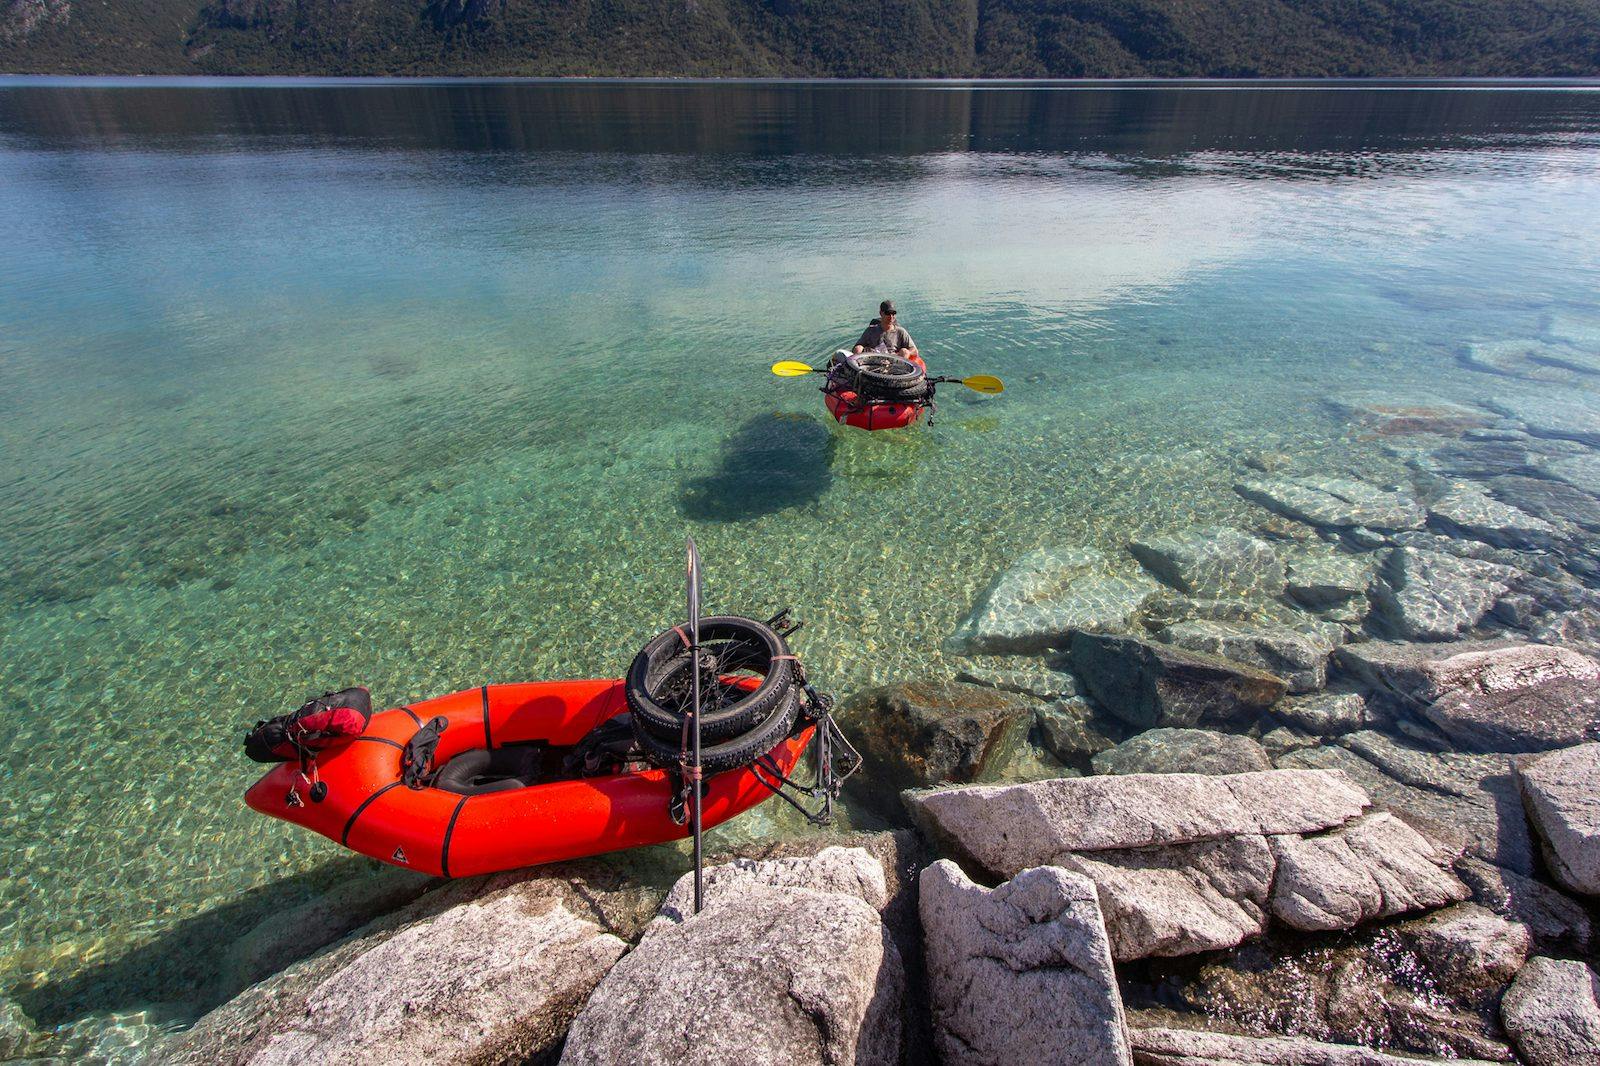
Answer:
(1090, 728, 1272, 777)
(1129, 525, 1285, 599)
(947, 546, 1159, 653)
(1267, 812, 1469, 932)
(1070, 631, 1288, 731)
(1425, 436, 1542, 478)
(1538, 451, 1600, 494)
(1515, 742, 1600, 896)
(1499, 957, 1600, 1066)
(1487, 393, 1600, 447)
(1283, 547, 1375, 610)
(1035, 697, 1128, 764)
(1325, 392, 1494, 436)
(842, 680, 1035, 790)
(1235, 476, 1425, 532)
(1427, 482, 1560, 550)
(954, 655, 1079, 701)
(1488, 474, 1600, 530)
(1154, 618, 1343, 694)
(1274, 691, 1371, 736)
(919, 861, 1131, 1066)
(1370, 547, 1515, 641)
(1459, 338, 1578, 382)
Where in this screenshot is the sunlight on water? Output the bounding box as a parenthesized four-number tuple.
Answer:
(1, 78, 1599, 1054)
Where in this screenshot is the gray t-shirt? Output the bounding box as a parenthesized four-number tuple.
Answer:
(855, 319, 915, 354)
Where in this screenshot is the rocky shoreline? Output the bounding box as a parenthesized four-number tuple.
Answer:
(13, 370, 1600, 1064)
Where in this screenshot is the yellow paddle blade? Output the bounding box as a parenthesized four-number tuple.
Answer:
(771, 360, 818, 377)
(961, 375, 1005, 394)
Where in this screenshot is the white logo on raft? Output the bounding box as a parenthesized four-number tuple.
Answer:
(392, 847, 408, 864)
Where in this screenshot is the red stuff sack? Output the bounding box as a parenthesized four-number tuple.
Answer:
(244, 687, 373, 762)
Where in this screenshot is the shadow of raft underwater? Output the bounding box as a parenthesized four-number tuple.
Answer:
(678, 412, 836, 522)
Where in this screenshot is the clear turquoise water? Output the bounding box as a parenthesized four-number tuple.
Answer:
(3, 78, 1600, 1055)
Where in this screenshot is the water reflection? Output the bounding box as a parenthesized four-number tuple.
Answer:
(3, 79, 1599, 162)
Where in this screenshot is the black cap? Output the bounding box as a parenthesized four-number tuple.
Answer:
(879, 299, 897, 316)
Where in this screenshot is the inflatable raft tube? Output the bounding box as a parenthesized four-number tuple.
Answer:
(824, 352, 929, 431)
(245, 679, 813, 878)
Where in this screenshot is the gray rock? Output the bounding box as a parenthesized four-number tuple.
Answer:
(1260, 724, 1324, 759)
(561, 883, 903, 1066)
(1035, 697, 1128, 764)
(1091, 728, 1272, 777)
(902, 769, 1369, 877)
(1424, 675, 1600, 753)
(1155, 618, 1343, 694)
(1516, 742, 1600, 895)
(655, 846, 887, 924)
(1267, 813, 1469, 932)
(1275, 692, 1370, 736)
(1143, 592, 1264, 627)
(1370, 547, 1515, 641)
(974, 710, 1073, 784)
(242, 879, 627, 1066)
(1487, 394, 1600, 448)
(1428, 482, 1560, 550)
(1391, 903, 1530, 998)
(1500, 957, 1600, 1066)
(1058, 835, 1276, 960)
(954, 656, 1079, 701)
(1235, 477, 1425, 532)
(1070, 631, 1288, 731)
(1130, 526, 1285, 599)
(1490, 474, 1600, 529)
(842, 680, 1035, 790)
(1128, 1024, 1507, 1065)
(948, 547, 1159, 653)
(1284, 548, 1376, 609)
(919, 861, 1132, 1065)
(1456, 855, 1592, 952)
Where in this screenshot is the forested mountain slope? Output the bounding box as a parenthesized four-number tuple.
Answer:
(3, 0, 1597, 77)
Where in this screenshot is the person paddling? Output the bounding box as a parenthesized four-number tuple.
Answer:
(853, 300, 918, 359)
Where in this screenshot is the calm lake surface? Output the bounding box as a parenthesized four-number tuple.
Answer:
(2, 78, 1600, 1057)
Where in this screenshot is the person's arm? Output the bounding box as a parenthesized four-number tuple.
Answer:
(901, 329, 918, 358)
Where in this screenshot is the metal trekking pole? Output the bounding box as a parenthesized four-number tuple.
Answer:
(686, 536, 705, 914)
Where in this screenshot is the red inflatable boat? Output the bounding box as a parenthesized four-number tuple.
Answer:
(245, 679, 814, 878)
(824, 352, 932, 430)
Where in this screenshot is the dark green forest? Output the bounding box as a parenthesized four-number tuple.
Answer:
(3, 0, 1598, 76)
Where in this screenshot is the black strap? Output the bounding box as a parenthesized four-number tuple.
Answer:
(401, 716, 449, 789)
(341, 781, 401, 845)
(400, 705, 423, 727)
(355, 736, 403, 750)
(440, 795, 469, 878)
(480, 685, 493, 750)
